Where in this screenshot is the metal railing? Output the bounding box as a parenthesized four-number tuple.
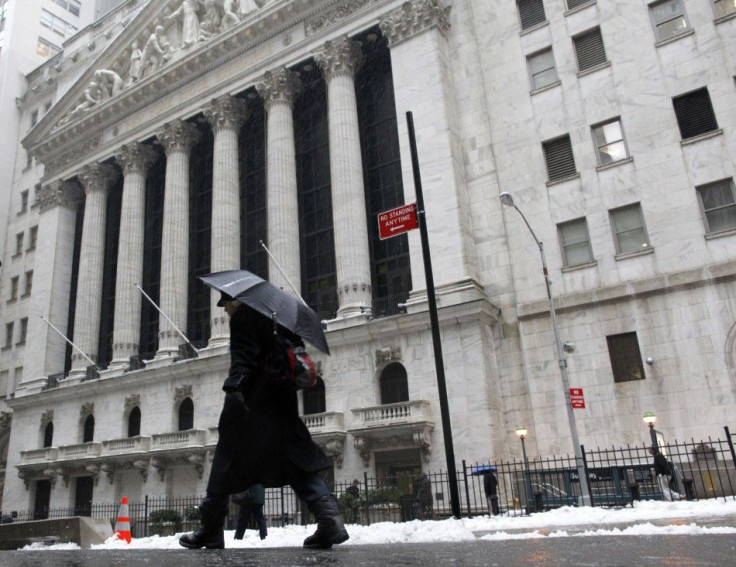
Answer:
(5, 430, 735, 529)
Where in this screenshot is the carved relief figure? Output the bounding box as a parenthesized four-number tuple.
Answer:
(237, 0, 259, 19)
(94, 69, 125, 99)
(166, 0, 201, 48)
(199, 0, 222, 39)
(127, 41, 142, 85)
(222, 0, 240, 29)
(60, 80, 103, 125)
(138, 26, 172, 80)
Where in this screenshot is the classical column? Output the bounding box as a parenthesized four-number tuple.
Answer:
(380, 0, 479, 297)
(315, 36, 372, 317)
(68, 163, 119, 380)
(110, 143, 158, 368)
(203, 94, 248, 345)
(156, 120, 200, 358)
(18, 181, 83, 393)
(256, 67, 302, 294)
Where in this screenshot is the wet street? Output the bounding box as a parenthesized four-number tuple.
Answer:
(3, 536, 736, 566)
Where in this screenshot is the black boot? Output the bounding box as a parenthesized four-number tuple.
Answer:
(179, 497, 226, 550)
(303, 494, 349, 549)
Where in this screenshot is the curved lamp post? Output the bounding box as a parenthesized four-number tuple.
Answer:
(500, 192, 591, 505)
(643, 411, 658, 449)
(515, 425, 533, 512)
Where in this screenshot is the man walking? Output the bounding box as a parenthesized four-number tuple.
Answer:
(179, 293, 348, 550)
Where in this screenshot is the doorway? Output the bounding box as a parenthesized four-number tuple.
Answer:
(33, 479, 51, 520)
(74, 476, 94, 516)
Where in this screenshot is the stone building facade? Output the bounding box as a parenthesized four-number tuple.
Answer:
(1, 0, 735, 515)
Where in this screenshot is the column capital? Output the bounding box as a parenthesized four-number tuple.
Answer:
(157, 120, 201, 156)
(256, 67, 302, 109)
(79, 162, 119, 195)
(314, 35, 364, 80)
(203, 94, 249, 133)
(116, 142, 158, 176)
(35, 180, 83, 213)
(379, 0, 451, 46)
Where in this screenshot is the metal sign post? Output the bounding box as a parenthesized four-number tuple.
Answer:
(405, 111, 461, 519)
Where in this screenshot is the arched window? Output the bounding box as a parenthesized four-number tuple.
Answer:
(83, 415, 95, 443)
(303, 377, 326, 415)
(128, 407, 141, 437)
(380, 362, 409, 405)
(178, 398, 194, 431)
(43, 422, 54, 448)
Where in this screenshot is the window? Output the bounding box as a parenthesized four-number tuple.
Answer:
(15, 232, 23, 255)
(20, 190, 29, 213)
(573, 27, 607, 72)
(649, 0, 690, 42)
(24, 271, 33, 296)
(37, 37, 61, 59)
(31, 110, 38, 128)
(542, 135, 577, 181)
(28, 226, 38, 251)
(607, 332, 646, 383)
(0, 370, 8, 398)
(40, 9, 77, 38)
(592, 119, 629, 165)
(128, 407, 141, 437)
(178, 398, 194, 431)
(558, 218, 594, 266)
(567, 0, 593, 9)
(527, 48, 559, 91)
(14, 366, 23, 389)
(17, 318, 28, 344)
(610, 204, 650, 254)
(697, 179, 736, 234)
(672, 88, 719, 140)
(43, 421, 54, 448)
(518, 0, 546, 30)
(26, 152, 33, 169)
(4, 323, 13, 348)
(714, 0, 736, 18)
(82, 415, 95, 443)
(380, 362, 409, 405)
(10, 277, 19, 301)
(54, 0, 81, 17)
(303, 377, 326, 415)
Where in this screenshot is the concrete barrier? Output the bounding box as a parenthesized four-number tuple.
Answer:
(0, 516, 113, 550)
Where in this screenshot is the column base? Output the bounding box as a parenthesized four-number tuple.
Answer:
(336, 303, 372, 318)
(208, 334, 230, 348)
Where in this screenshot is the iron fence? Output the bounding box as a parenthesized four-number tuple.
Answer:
(4, 432, 734, 532)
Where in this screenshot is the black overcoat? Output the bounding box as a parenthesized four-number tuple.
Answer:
(206, 304, 331, 495)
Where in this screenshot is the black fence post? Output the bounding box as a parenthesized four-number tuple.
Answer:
(462, 461, 472, 518)
(581, 444, 594, 507)
(726, 426, 736, 469)
(363, 471, 370, 526)
(144, 495, 149, 538)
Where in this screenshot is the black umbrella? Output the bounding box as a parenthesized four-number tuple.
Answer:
(199, 269, 330, 354)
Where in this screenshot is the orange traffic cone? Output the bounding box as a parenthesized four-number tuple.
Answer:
(114, 496, 132, 543)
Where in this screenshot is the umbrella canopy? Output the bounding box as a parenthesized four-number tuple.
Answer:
(471, 465, 497, 475)
(199, 269, 330, 354)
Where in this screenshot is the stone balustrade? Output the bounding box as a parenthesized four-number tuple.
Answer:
(352, 400, 431, 428)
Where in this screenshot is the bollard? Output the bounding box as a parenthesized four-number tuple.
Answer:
(629, 483, 640, 501)
(682, 478, 695, 501)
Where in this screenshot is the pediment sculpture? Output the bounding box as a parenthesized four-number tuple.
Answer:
(56, 0, 271, 129)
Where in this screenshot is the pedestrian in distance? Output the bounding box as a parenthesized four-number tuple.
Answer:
(414, 473, 434, 520)
(345, 479, 361, 523)
(233, 484, 267, 540)
(483, 469, 500, 516)
(179, 292, 349, 550)
(649, 446, 683, 501)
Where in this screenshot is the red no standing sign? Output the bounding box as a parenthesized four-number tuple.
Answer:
(378, 203, 418, 240)
(570, 388, 585, 409)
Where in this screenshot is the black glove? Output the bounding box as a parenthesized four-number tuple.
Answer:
(225, 391, 249, 417)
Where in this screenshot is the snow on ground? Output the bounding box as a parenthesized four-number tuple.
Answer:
(19, 498, 736, 551)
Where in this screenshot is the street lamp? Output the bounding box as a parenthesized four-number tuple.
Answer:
(515, 426, 533, 512)
(500, 192, 591, 505)
(643, 411, 658, 449)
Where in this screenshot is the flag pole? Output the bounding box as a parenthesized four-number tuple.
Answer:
(134, 284, 198, 356)
(39, 315, 98, 368)
(259, 240, 309, 306)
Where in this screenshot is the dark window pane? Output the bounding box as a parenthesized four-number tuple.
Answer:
(178, 398, 194, 431)
(607, 332, 645, 383)
(380, 362, 409, 404)
(518, 0, 546, 30)
(574, 28, 607, 71)
(673, 88, 718, 140)
(543, 135, 577, 181)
